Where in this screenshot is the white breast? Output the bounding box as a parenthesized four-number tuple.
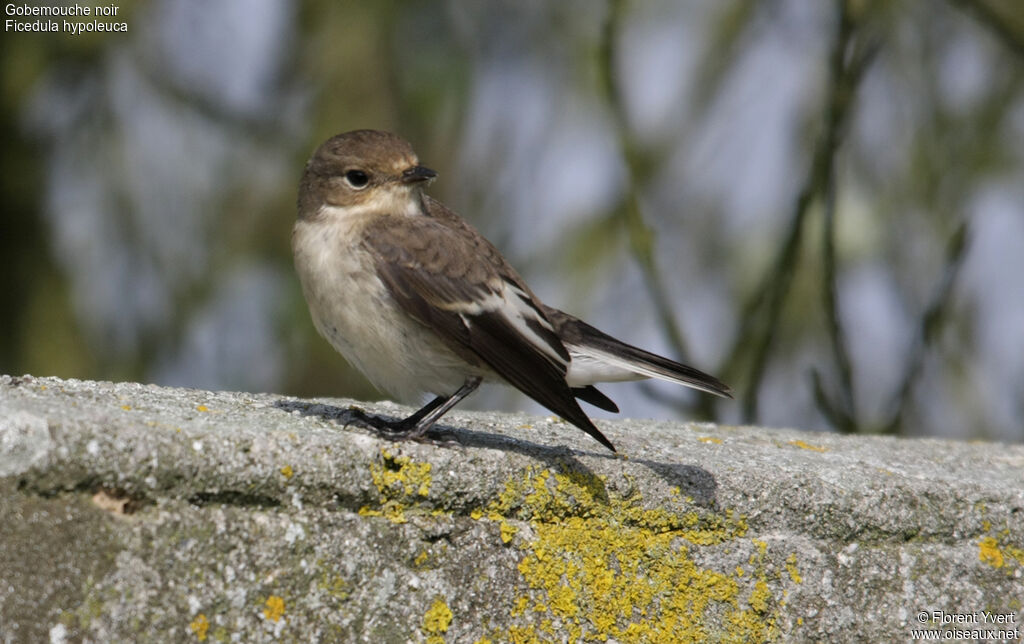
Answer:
(292, 216, 478, 402)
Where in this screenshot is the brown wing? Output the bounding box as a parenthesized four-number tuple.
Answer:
(361, 206, 616, 451)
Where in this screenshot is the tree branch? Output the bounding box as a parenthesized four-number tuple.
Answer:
(728, 0, 873, 423)
(599, 0, 693, 363)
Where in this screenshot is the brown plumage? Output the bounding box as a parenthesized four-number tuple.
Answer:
(292, 129, 731, 452)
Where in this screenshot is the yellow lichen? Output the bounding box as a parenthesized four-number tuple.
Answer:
(422, 598, 453, 643)
(698, 437, 723, 444)
(280, 464, 294, 479)
(360, 449, 434, 524)
(370, 449, 432, 497)
(1006, 544, 1024, 567)
(385, 502, 406, 524)
(359, 500, 408, 524)
(500, 521, 518, 544)
(511, 596, 530, 617)
(725, 580, 777, 642)
(785, 553, 802, 584)
(189, 613, 209, 641)
(316, 569, 351, 600)
(975, 518, 1024, 575)
(482, 466, 779, 642)
(196, 405, 210, 412)
(748, 580, 771, 613)
(979, 536, 1004, 569)
(786, 439, 827, 452)
(263, 595, 285, 622)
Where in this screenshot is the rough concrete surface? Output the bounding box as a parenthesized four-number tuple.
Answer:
(1, 375, 1022, 643)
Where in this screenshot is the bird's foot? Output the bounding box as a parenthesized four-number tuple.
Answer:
(342, 406, 461, 448)
(342, 407, 418, 436)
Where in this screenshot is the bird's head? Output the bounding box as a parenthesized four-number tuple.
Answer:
(298, 129, 437, 221)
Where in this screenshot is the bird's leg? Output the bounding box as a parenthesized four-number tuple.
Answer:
(345, 377, 482, 441)
(403, 377, 482, 438)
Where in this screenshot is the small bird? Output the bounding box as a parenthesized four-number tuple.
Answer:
(292, 130, 731, 452)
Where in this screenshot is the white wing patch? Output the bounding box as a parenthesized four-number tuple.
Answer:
(457, 281, 568, 368)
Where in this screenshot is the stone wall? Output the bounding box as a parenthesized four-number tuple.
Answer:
(1, 375, 1022, 642)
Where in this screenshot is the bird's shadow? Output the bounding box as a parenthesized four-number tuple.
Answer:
(274, 397, 610, 467)
(273, 398, 717, 510)
(630, 458, 718, 508)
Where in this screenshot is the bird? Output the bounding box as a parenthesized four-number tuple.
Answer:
(291, 129, 731, 452)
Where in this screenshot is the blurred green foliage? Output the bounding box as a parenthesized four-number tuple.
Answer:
(2, 0, 1023, 439)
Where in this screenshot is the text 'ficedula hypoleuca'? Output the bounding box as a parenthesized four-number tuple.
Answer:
(292, 129, 731, 452)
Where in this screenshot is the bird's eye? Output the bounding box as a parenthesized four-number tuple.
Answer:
(344, 170, 369, 189)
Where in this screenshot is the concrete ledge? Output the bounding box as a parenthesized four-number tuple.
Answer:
(1, 375, 1022, 642)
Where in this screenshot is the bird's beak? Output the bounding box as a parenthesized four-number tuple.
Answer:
(401, 165, 438, 184)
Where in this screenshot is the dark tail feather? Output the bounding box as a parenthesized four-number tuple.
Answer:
(572, 385, 619, 412)
(586, 334, 733, 398)
(546, 306, 733, 399)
